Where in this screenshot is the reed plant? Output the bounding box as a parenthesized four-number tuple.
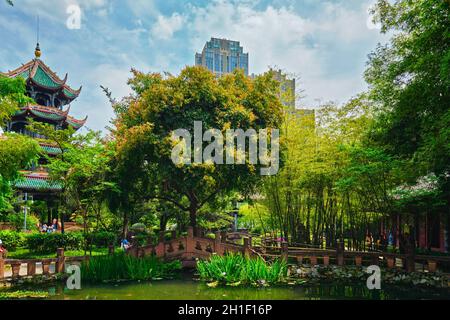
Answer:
(196, 253, 287, 286)
(81, 253, 182, 282)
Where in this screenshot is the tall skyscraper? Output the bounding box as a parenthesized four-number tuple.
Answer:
(195, 38, 249, 76)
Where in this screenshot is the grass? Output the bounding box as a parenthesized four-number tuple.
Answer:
(80, 253, 182, 283)
(196, 253, 287, 287)
(6, 247, 109, 259)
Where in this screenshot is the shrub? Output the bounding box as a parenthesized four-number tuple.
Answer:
(0, 230, 26, 250)
(85, 231, 117, 247)
(7, 213, 39, 232)
(25, 232, 84, 253)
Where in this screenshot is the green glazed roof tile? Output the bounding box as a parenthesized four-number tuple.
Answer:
(14, 177, 62, 191)
(32, 66, 61, 88)
(40, 144, 62, 155)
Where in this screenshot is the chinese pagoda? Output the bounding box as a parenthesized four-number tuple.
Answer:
(1, 44, 87, 200)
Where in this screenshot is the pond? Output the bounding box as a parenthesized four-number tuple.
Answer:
(17, 275, 450, 300)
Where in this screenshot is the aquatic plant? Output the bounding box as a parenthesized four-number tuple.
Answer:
(81, 253, 182, 282)
(196, 253, 287, 286)
(0, 290, 49, 300)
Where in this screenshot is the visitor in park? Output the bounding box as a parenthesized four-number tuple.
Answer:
(0, 239, 7, 257)
(381, 232, 387, 250)
(121, 238, 130, 251)
(51, 219, 61, 232)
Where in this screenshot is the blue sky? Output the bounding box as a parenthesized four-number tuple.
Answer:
(0, 0, 387, 132)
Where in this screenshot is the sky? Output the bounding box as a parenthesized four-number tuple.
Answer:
(0, 0, 388, 133)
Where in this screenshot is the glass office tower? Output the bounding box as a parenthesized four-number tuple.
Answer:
(195, 38, 249, 76)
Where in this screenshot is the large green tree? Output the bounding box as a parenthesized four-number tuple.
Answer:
(366, 0, 450, 178)
(113, 67, 283, 228)
(0, 77, 39, 211)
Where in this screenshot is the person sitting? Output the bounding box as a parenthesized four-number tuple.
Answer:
(42, 224, 48, 233)
(52, 219, 61, 232)
(121, 239, 130, 251)
(0, 239, 7, 258)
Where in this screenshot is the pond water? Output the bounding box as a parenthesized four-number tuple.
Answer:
(25, 277, 450, 300)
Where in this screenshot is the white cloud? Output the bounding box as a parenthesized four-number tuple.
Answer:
(151, 13, 186, 40)
(186, 0, 387, 107)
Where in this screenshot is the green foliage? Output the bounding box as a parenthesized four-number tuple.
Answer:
(0, 230, 25, 250)
(25, 232, 85, 253)
(196, 253, 287, 286)
(7, 212, 39, 232)
(0, 77, 32, 126)
(85, 231, 117, 247)
(113, 66, 284, 227)
(80, 253, 182, 282)
(367, 0, 450, 177)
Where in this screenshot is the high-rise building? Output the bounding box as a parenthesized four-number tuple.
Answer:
(195, 38, 249, 76)
(251, 69, 296, 109)
(270, 69, 296, 109)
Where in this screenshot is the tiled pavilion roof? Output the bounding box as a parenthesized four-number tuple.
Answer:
(15, 104, 87, 130)
(14, 171, 62, 192)
(1, 58, 82, 102)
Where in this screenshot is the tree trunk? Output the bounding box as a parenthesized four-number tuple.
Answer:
(122, 211, 129, 239)
(189, 199, 198, 228)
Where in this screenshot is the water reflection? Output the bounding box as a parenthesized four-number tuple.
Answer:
(32, 280, 450, 300)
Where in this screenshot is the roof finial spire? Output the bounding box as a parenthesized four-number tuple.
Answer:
(34, 15, 41, 59)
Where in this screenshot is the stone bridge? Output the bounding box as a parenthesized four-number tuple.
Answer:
(127, 227, 450, 273)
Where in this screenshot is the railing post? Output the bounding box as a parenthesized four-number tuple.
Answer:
(281, 242, 288, 262)
(428, 260, 437, 273)
(323, 256, 330, 266)
(310, 255, 317, 266)
(42, 260, 51, 275)
(56, 248, 65, 274)
(214, 231, 223, 255)
(11, 261, 21, 279)
(386, 256, 395, 269)
(27, 261, 36, 276)
(108, 244, 115, 255)
(405, 245, 415, 272)
(355, 256, 362, 266)
(220, 231, 227, 243)
(243, 237, 250, 256)
(336, 241, 344, 266)
(0, 253, 4, 279)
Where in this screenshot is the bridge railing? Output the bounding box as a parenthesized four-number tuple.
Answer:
(0, 249, 88, 281)
(126, 230, 450, 273)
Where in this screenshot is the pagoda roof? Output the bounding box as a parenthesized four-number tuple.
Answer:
(39, 142, 62, 155)
(14, 104, 88, 131)
(2, 58, 82, 101)
(14, 171, 62, 192)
